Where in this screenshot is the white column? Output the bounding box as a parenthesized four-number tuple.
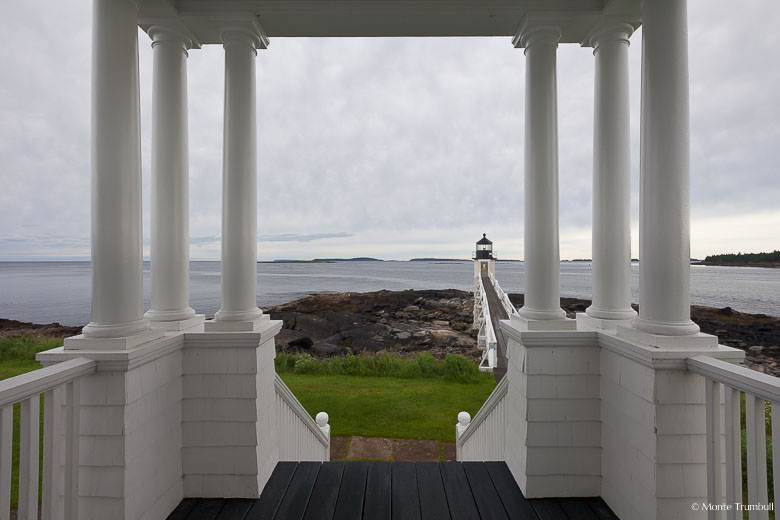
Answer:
(144, 27, 202, 330)
(632, 0, 700, 336)
(515, 26, 567, 322)
(209, 28, 266, 329)
(585, 23, 637, 324)
(77, 0, 160, 346)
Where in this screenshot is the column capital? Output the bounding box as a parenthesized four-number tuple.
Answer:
(147, 24, 196, 53)
(513, 18, 562, 50)
(220, 19, 269, 52)
(583, 19, 639, 52)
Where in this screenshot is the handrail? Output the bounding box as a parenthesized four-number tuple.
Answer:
(457, 375, 508, 448)
(488, 272, 520, 318)
(274, 374, 329, 448)
(478, 275, 497, 349)
(687, 355, 780, 403)
(687, 355, 780, 520)
(0, 357, 94, 520)
(0, 357, 96, 409)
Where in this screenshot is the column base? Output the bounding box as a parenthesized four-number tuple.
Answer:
(617, 324, 718, 349)
(149, 314, 206, 332)
(64, 327, 165, 351)
(576, 312, 635, 331)
(204, 314, 269, 332)
(631, 315, 701, 336)
(510, 314, 576, 331)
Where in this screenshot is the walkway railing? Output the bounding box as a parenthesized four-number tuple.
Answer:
(0, 357, 96, 520)
(275, 374, 330, 461)
(488, 272, 521, 319)
(476, 274, 497, 371)
(687, 356, 780, 520)
(455, 375, 508, 461)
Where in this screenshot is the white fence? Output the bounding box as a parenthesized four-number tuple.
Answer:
(487, 272, 521, 319)
(0, 357, 96, 520)
(687, 355, 780, 520)
(476, 274, 498, 371)
(275, 375, 330, 461)
(455, 375, 508, 461)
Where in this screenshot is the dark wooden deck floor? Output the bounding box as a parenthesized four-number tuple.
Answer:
(168, 461, 618, 520)
(481, 271, 510, 383)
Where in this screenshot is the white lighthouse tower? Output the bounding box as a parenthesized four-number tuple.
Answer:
(473, 233, 495, 289)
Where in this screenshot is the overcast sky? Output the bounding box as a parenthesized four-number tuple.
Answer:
(1, 1, 778, 261)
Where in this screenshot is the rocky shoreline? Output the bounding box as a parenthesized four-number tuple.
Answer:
(2, 288, 778, 375)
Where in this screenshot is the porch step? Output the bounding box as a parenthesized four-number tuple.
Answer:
(167, 461, 619, 519)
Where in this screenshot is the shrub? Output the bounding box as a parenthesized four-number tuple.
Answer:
(293, 353, 321, 374)
(274, 350, 490, 383)
(442, 353, 482, 383)
(416, 353, 441, 378)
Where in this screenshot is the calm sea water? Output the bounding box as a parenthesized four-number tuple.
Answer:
(0, 261, 778, 326)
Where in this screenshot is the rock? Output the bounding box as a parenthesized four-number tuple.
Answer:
(403, 305, 420, 313)
(432, 320, 450, 327)
(717, 306, 735, 315)
(749, 345, 765, 354)
(396, 332, 411, 340)
(287, 337, 314, 349)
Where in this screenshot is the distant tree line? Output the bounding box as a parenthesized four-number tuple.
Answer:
(703, 250, 780, 264)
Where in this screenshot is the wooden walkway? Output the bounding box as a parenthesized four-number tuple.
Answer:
(168, 461, 618, 520)
(480, 271, 510, 382)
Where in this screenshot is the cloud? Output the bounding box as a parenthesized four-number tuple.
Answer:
(0, 1, 778, 261)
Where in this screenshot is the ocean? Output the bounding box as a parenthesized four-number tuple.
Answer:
(0, 261, 778, 326)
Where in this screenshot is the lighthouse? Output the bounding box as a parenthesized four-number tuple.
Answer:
(473, 233, 495, 288)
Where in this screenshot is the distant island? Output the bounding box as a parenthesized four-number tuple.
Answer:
(409, 258, 464, 262)
(700, 250, 780, 268)
(264, 257, 384, 263)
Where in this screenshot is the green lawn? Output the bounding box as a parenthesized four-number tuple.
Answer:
(278, 372, 495, 442)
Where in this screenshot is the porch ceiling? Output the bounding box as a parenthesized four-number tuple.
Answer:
(138, 0, 641, 46)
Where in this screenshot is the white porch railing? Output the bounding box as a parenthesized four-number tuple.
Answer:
(476, 274, 498, 371)
(687, 355, 780, 520)
(455, 375, 508, 461)
(0, 357, 96, 520)
(274, 374, 330, 461)
(488, 272, 521, 319)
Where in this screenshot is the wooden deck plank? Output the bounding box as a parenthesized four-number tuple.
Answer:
(392, 462, 421, 520)
(462, 461, 509, 520)
(245, 461, 299, 520)
(274, 462, 322, 520)
(363, 461, 392, 520)
(531, 498, 568, 520)
(415, 462, 451, 520)
(481, 271, 509, 381)
(167, 498, 200, 520)
(583, 497, 620, 520)
(559, 498, 599, 520)
(333, 461, 369, 520)
(484, 461, 539, 520)
(215, 499, 254, 520)
(439, 461, 480, 520)
(187, 498, 226, 520)
(304, 462, 345, 520)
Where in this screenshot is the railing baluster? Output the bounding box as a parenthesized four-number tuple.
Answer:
(64, 380, 80, 520)
(0, 406, 12, 520)
(772, 402, 780, 520)
(42, 386, 65, 520)
(19, 396, 40, 520)
(705, 379, 723, 519)
(724, 386, 741, 520)
(746, 394, 769, 520)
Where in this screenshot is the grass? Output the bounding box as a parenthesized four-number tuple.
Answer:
(278, 372, 495, 442)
